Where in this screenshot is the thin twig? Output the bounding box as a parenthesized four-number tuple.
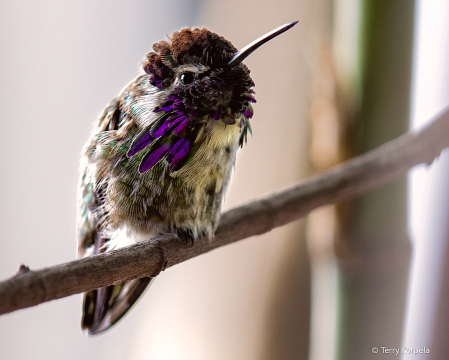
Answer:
(1, 108, 448, 316)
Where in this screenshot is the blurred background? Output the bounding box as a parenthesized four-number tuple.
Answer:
(0, 1, 448, 359)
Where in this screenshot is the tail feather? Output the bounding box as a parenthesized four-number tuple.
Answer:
(82, 277, 153, 335)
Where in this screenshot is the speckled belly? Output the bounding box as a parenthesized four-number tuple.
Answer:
(107, 119, 241, 238)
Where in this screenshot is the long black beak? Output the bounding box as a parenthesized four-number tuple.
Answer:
(228, 21, 298, 66)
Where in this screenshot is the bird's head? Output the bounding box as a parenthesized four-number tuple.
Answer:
(127, 22, 298, 173)
(143, 27, 255, 126)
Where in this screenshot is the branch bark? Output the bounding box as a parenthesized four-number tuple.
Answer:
(1, 108, 449, 316)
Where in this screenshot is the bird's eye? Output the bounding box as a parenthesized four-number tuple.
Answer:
(179, 72, 195, 85)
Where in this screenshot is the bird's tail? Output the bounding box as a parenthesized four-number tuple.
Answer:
(82, 277, 153, 335)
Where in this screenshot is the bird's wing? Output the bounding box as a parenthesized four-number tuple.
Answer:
(77, 97, 153, 335)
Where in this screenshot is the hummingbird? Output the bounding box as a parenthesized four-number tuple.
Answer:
(77, 21, 298, 335)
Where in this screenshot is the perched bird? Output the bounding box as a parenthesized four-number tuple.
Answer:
(77, 21, 298, 335)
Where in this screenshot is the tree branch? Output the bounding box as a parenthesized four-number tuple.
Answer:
(1, 108, 449, 316)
